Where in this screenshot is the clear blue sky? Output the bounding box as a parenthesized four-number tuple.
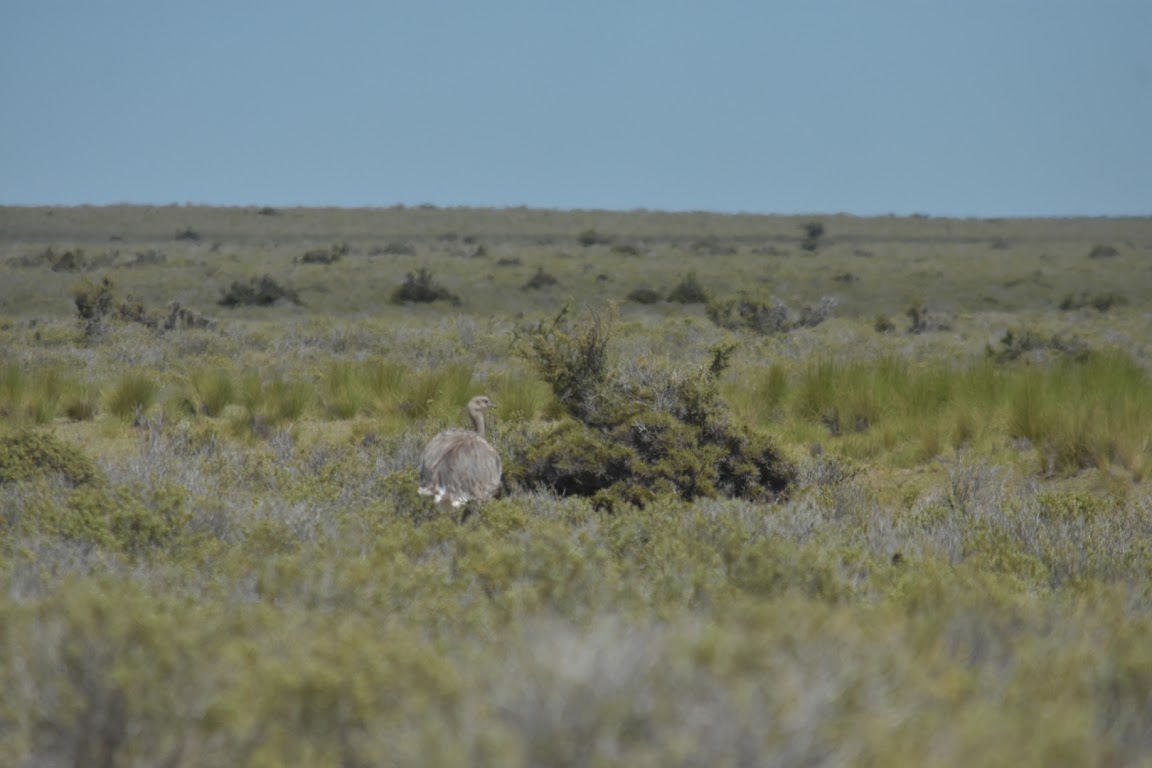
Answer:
(1, 1, 1149, 217)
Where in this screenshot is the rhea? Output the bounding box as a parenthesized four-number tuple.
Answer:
(418, 395, 502, 517)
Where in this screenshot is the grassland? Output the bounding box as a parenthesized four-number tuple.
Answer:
(1, 204, 1152, 766)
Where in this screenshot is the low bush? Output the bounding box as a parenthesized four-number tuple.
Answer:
(665, 272, 709, 304)
(625, 287, 662, 304)
(522, 267, 559, 290)
(389, 268, 460, 306)
(511, 307, 795, 509)
(300, 243, 349, 264)
(1058, 291, 1128, 312)
(707, 294, 836, 334)
(0, 430, 101, 487)
(218, 275, 301, 307)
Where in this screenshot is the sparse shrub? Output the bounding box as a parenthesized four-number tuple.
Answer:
(514, 304, 613, 423)
(665, 272, 709, 304)
(256, 206, 279, 216)
(0, 430, 101, 487)
(832, 271, 858, 283)
(522, 267, 559, 290)
(389, 267, 460, 305)
(874, 314, 896, 333)
(1088, 244, 1119, 259)
(73, 276, 117, 337)
(987, 328, 1089, 364)
(707, 294, 836, 334)
(496, 256, 522, 267)
(626, 287, 662, 305)
(1059, 291, 1128, 312)
(218, 275, 301, 307)
(905, 298, 951, 334)
(174, 227, 201, 241)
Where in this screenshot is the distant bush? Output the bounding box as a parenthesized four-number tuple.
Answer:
(511, 306, 795, 510)
(874, 314, 896, 333)
(905, 299, 952, 334)
(610, 243, 643, 256)
(690, 238, 738, 256)
(665, 272, 709, 304)
(301, 243, 349, 264)
(1087, 244, 1119, 259)
(174, 227, 201, 241)
(496, 256, 522, 267)
(389, 267, 460, 306)
(707, 294, 836, 334)
(626, 287, 662, 305)
(577, 229, 613, 247)
(219, 275, 301, 307)
(48, 247, 87, 272)
(0, 430, 101, 487)
(522, 267, 559, 290)
(1059, 291, 1128, 312)
(375, 241, 416, 256)
(987, 328, 1089, 364)
(800, 221, 825, 252)
(256, 206, 279, 216)
(12, 247, 89, 271)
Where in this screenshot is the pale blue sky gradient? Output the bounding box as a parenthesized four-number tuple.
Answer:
(2, 1, 1149, 216)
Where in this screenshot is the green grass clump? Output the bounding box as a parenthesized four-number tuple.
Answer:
(106, 371, 160, 421)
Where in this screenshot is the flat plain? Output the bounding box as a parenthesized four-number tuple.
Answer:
(2, 205, 1152, 766)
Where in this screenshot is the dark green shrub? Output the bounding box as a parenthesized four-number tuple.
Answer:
(800, 220, 824, 252)
(511, 309, 795, 510)
(389, 268, 460, 305)
(522, 267, 559, 290)
(0, 430, 101, 487)
(219, 275, 301, 307)
(577, 229, 612, 247)
(1088, 245, 1119, 259)
(174, 227, 201, 241)
(665, 272, 709, 304)
(626, 287, 662, 305)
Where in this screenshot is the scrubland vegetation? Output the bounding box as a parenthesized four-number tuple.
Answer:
(2, 205, 1152, 766)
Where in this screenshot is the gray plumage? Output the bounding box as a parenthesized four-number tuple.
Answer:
(418, 395, 502, 514)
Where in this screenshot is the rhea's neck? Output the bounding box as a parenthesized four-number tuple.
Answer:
(469, 408, 486, 438)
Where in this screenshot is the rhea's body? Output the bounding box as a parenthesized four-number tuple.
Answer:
(418, 395, 502, 515)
